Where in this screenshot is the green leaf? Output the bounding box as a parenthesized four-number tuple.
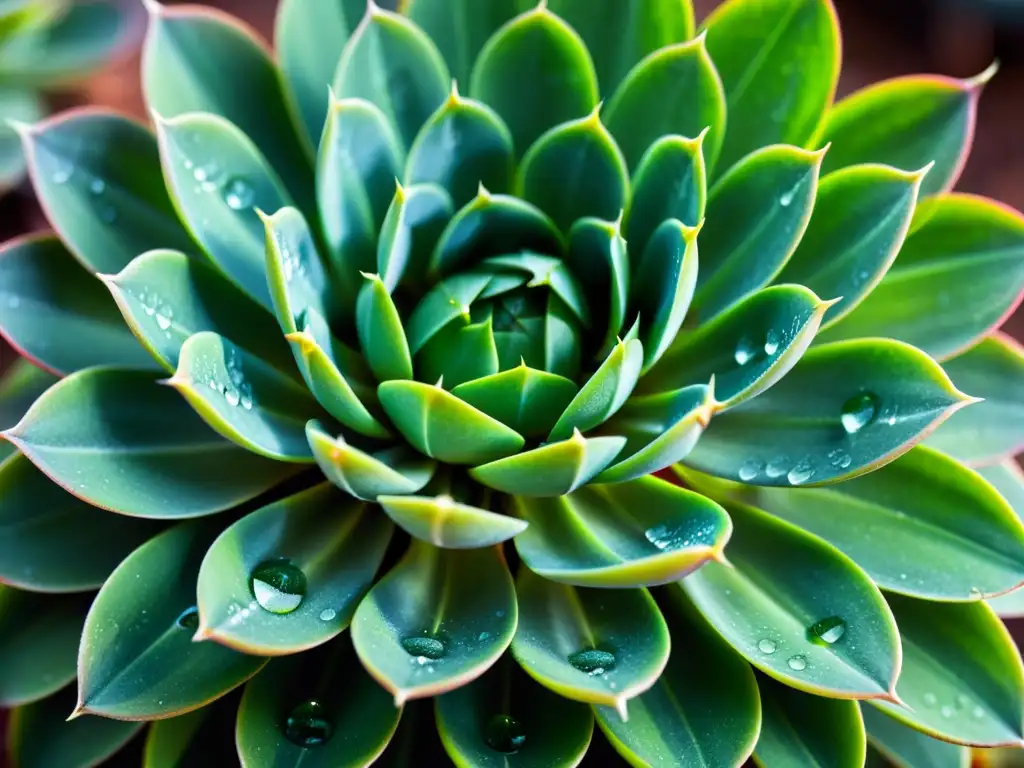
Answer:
(142, 2, 313, 204)
(377, 182, 454, 290)
(21, 110, 195, 274)
(682, 499, 901, 699)
(7, 685, 142, 768)
(143, 696, 238, 768)
(483, 253, 589, 326)
(316, 97, 404, 308)
(625, 132, 707, 262)
(378, 492, 527, 549)
(333, 3, 449, 149)
(0, 358, 56, 462)
(356, 272, 414, 381)
(435, 655, 594, 767)
(417, 316, 500, 390)
(702, 0, 840, 177)
(236, 635, 401, 767)
(511, 567, 669, 713)
(275, 0, 365, 145)
(0, 87, 40, 192)
(604, 34, 726, 172)
(103, 248, 293, 375)
(595, 588, 760, 768)
(980, 461, 1024, 618)
(862, 706, 970, 768)
(406, 84, 514, 209)
(170, 332, 326, 462)
(4, 367, 299, 518)
(77, 521, 268, 720)
(871, 594, 1024, 747)
(927, 334, 1024, 465)
(513, 476, 731, 587)
(351, 540, 517, 705)
(565, 217, 629, 358)
(772, 163, 926, 328)
(640, 285, 829, 409)
(0, 452, 160, 592)
(684, 339, 973, 486)
(751, 446, 1024, 601)
(378, 379, 525, 464)
(817, 194, 1024, 360)
(547, 337, 643, 442)
(516, 108, 628, 232)
(0, 588, 87, 706)
(154, 112, 290, 313)
(306, 418, 436, 500)
(470, 430, 625, 496)
(693, 144, 824, 322)
(196, 484, 391, 656)
(814, 68, 993, 197)
(0, 234, 157, 375)
(450, 363, 578, 437)
(469, 5, 598, 157)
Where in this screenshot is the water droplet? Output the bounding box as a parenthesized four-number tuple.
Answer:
(568, 648, 617, 675)
(779, 180, 801, 208)
(250, 559, 307, 615)
(955, 694, 970, 708)
(51, 162, 73, 184)
(175, 606, 199, 630)
(764, 330, 780, 356)
(827, 449, 852, 470)
(807, 616, 846, 645)
(758, 639, 777, 654)
(225, 388, 241, 407)
(284, 700, 333, 747)
(734, 337, 757, 365)
(89, 178, 106, 195)
(478, 631, 491, 642)
(485, 714, 526, 754)
(240, 387, 254, 411)
(319, 608, 336, 622)
(841, 392, 878, 434)
(787, 655, 807, 671)
(223, 177, 255, 210)
(400, 634, 447, 660)
(765, 456, 789, 479)
(155, 313, 172, 331)
(972, 706, 986, 719)
(923, 692, 938, 707)
(738, 459, 762, 483)
(193, 161, 220, 184)
(99, 206, 118, 224)
(787, 460, 815, 486)
(940, 705, 954, 719)
(644, 524, 696, 551)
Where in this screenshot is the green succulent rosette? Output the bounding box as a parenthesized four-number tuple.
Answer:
(1, 0, 1024, 766)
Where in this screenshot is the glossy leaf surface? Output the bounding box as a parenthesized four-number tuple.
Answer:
(356, 273, 413, 381)
(862, 706, 970, 768)
(375, 183, 454, 290)
(378, 493, 527, 549)
(0, 358, 55, 463)
(450, 363, 578, 438)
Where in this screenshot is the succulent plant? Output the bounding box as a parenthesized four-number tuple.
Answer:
(0, 0, 131, 195)
(1, 0, 1024, 765)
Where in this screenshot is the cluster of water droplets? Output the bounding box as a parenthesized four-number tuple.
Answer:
(206, 346, 255, 411)
(131, 287, 175, 337)
(567, 648, 617, 677)
(50, 161, 118, 224)
(756, 616, 849, 674)
(643, 520, 718, 552)
(733, 329, 781, 367)
(921, 691, 986, 721)
(284, 699, 334, 747)
(181, 146, 256, 213)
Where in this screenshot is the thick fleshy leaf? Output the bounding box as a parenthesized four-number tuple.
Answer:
(77, 521, 268, 720)
(435, 656, 594, 767)
(306, 419, 436, 500)
(513, 476, 731, 587)
(862, 706, 970, 768)
(0, 452, 159, 592)
(21, 110, 196, 274)
(103, 248, 293, 374)
(154, 112, 289, 312)
(755, 672, 866, 768)
(516, 108, 628, 232)
(406, 84, 514, 209)
(815, 69, 993, 197)
(333, 4, 449, 149)
(702, 0, 840, 176)
(683, 500, 900, 699)
(604, 34, 725, 175)
(0, 234, 156, 375)
(565, 217, 629, 357)
(6, 685, 142, 768)
(378, 379, 525, 464)
(640, 285, 829, 409)
(693, 144, 824, 322)
(316, 97, 404, 306)
(0, 359, 56, 463)
(684, 339, 974, 486)
(417, 315, 500, 389)
(4, 368, 298, 518)
(275, 0, 365, 145)
(196, 484, 391, 655)
(470, 5, 598, 157)
(0, 87, 41, 193)
(143, 696, 238, 768)
(484, 251, 589, 324)
(356, 272, 413, 381)
(982, 462, 1024, 617)
(872, 594, 1024, 747)
(773, 163, 926, 328)
(169, 332, 326, 462)
(927, 334, 1024, 464)
(378, 492, 527, 549)
(376, 183, 454, 290)
(595, 589, 760, 768)
(450, 363, 578, 438)
(511, 567, 669, 713)
(0, 587, 88, 706)
(142, 2, 313, 203)
(751, 446, 1024, 601)
(351, 540, 517, 705)
(236, 635, 401, 767)
(817, 194, 1024, 360)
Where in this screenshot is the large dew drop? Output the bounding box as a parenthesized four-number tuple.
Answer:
(223, 177, 255, 210)
(250, 559, 307, 615)
(807, 616, 846, 645)
(568, 648, 617, 676)
(284, 700, 333, 748)
(840, 392, 879, 434)
(175, 605, 199, 631)
(485, 714, 526, 754)
(787, 654, 807, 671)
(400, 634, 447, 660)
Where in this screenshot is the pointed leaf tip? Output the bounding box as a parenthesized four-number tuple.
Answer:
(966, 61, 1000, 91)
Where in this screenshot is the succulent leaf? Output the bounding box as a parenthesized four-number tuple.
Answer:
(861, 705, 970, 768)
(377, 183, 455, 290)
(378, 490, 527, 549)
(0, 86, 41, 193)
(565, 216, 629, 358)
(450, 363, 578, 438)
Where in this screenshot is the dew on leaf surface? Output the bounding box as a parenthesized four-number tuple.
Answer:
(787, 460, 815, 486)
(807, 616, 846, 645)
(250, 559, 307, 615)
(923, 692, 938, 707)
(223, 177, 255, 210)
(318, 608, 336, 622)
(765, 456, 788, 479)
(841, 392, 879, 434)
(89, 178, 106, 195)
(787, 654, 807, 671)
(758, 638, 777, 654)
(485, 714, 526, 754)
(734, 337, 757, 366)
(764, 330, 780, 356)
(568, 648, 617, 675)
(284, 700, 333, 748)
(400, 634, 446, 660)
(738, 459, 762, 482)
